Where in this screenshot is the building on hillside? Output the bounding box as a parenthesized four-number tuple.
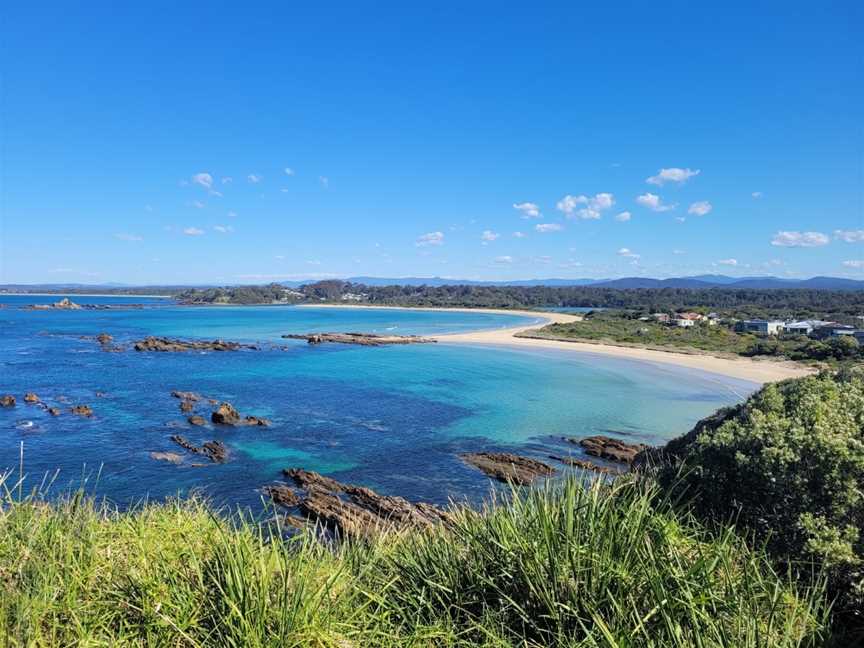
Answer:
(783, 320, 834, 336)
(810, 324, 858, 340)
(735, 319, 785, 336)
(673, 317, 696, 328)
(651, 313, 670, 323)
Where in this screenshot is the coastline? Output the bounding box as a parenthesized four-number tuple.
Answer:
(300, 303, 815, 384)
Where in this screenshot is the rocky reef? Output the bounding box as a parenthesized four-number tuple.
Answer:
(461, 452, 555, 485)
(282, 332, 436, 346)
(133, 336, 258, 352)
(574, 436, 646, 464)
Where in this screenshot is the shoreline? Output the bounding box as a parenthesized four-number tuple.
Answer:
(1, 293, 174, 298)
(300, 303, 814, 384)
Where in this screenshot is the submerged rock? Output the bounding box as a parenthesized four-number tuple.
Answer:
(461, 452, 555, 485)
(150, 451, 184, 464)
(47, 407, 61, 416)
(283, 332, 436, 346)
(170, 434, 228, 463)
(575, 436, 646, 464)
(179, 400, 195, 413)
(71, 404, 93, 417)
(187, 415, 207, 426)
(133, 336, 256, 352)
(549, 455, 623, 475)
(171, 390, 201, 402)
(263, 485, 300, 507)
(23, 393, 39, 403)
(96, 333, 113, 345)
(1, 395, 16, 407)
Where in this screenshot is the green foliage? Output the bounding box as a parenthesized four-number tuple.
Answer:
(0, 476, 829, 646)
(653, 369, 864, 631)
(178, 283, 301, 305)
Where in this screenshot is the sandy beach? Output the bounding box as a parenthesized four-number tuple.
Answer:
(301, 304, 814, 384)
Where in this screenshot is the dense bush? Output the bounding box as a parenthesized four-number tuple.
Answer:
(652, 368, 864, 632)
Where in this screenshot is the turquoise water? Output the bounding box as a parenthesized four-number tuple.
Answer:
(0, 296, 755, 509)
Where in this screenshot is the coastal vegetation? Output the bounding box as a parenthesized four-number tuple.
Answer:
(0, 474, 829, 646)
(531, 310, 864, 365)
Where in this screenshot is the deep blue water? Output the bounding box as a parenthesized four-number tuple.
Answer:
(0, 296, 755, 510)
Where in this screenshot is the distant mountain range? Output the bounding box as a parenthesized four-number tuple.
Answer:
(4, 275, 864, 291)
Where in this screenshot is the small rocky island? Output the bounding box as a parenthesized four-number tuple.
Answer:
(133, 336, 259, 352)
(283, 332, 436, 346)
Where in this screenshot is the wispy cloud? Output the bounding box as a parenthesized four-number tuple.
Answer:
(191, 200, 205, 209)
(770, 231, 829, 247)
(646, 167, 700, 186)
(717, 258, 738, 266)
(114, 233, 143, 242)
(494, 255, 513, 264)
(535, 223, 562, 233)
(688, 200, 712, 216)
(513, 202, 541, 219)
(617, 247, 640, 259)
(183, 227, 205, 236)
(843, 260, 864, 268)
(416, 231, 444, 247)
(284, 167, 295, 176)
(227, 210, 238, 218)
(751, 191, 762, 199)
(481, 230, 500, 242)
(615, 211, 631, 222)
(636, 192, 675, 212)
(513, 231, 526, 238)
(221, 177, 233, 184)
(192, 172, 213, 189)
(319, 176, 329, 188)
(834, 229, 864, 243)
(556, 193, 614, 220)
(247, 174, 262, 184)
(213, 225, 234, 233)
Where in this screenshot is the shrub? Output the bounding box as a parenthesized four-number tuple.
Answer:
(651, 368, 864, 633)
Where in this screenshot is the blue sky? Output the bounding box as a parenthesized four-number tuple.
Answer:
(2, 1, 862, 284)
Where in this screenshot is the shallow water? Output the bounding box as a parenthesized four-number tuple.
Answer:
(0, 296, 754, 510)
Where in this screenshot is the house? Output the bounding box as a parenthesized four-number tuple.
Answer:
(651, 313, 670, 323)
(735, 319, 785, 336)
(782, 320, 834, 336)
(673, 318, 696, 328)
(810, 324, 858, 340)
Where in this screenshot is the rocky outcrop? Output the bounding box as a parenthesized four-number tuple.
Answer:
(171, 391, 201, 402)
(28, 297, 82, 311)
(24, 393, 39, 403)
(549, 455, 623, 475)
(96, 333, 113, 346)
(275, 468, 451, 537)
(179, 400, 195, 413)
(169, 434, 228, 463)
(71, 405, 93, 417)
(283, 332, 436, 346)
(188, 415, 207, 426)
(461, 452, 555, 485)
(133, 336, 257, 352)
(47, 407, 61, 416)
(575, 436, 646, 464)
(1, 395, 16, 407)
(263, 485, 300, 507)
(211, 402, 270, 426)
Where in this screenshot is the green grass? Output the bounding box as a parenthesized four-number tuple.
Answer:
(0, 473, 830, 647)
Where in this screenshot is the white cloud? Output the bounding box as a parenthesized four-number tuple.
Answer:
(227, 210, 237, 218)
(834, 229, 864, 243)
(646, 167, 700, 186)
(192, 172, 213, 189)
(213, 225, 234, 233)
(636, 192, 675, 212)
(617, 247, 640, 259)
(416, 231, 444, 247)
(535, 223, 562, 233)
(247, 174, 262, 184)
(481, 230, 500, 242)
(513, 231, 526, 238)
(221, 177, 233, 184)
(559, 260, 583, 269)
(717, 258, 738, 266)
(751, 191, 762, 199)
(675, 216, 686, 223)
(274, 255, 285, 260)
(556, 193, 615, 220)
(615, 211, 631, 222)
(673, 249, 686, 255)
(688, 200, 712, 216)
(770, 231, 829, 247)
(113, 233, 143, 242)
(494, 255, 513, 264)
(513, 202, 541, 219)
(843, 260, 864, 268)
(209, 189, 223, 197)
(183, 227, 205, 236)
(319, 176, 329, 188)
(284, 167, 295, 176)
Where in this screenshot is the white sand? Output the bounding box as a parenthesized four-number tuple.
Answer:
(298, 304, 815, 384)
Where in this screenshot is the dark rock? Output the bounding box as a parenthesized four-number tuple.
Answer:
(133, 336, 255, 352)
(150, 451, 184, 464)
(24, 393, 39, 403)
(71, 404, 93, 417)
(95, 391, 107, 398)
(96, 333, 113, 345)
(211, 402, 241, 425)
(344, 485, 443, 527)
(188, 415, 207, 426)
(242, 415, 270, 426)
(549, 455, 622, 475)
(283, 468, 347, 492)
(47, 407, 61, 416)
(263, 485, 300, 507)
(1, 395, 16, 407)
(300, 488, 383, 537)
(179, 400, 195, 413)
(575, 436, 646, 464)
(170, 434, 228, 463)
(283, 332, 436, 346)
(461, 452, 555, 485)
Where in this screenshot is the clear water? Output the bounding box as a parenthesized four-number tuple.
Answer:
(0, 295, 755, 510)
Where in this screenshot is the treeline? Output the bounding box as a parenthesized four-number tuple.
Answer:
(177, 283, 300, 305)
(300, 281, 864, 317)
